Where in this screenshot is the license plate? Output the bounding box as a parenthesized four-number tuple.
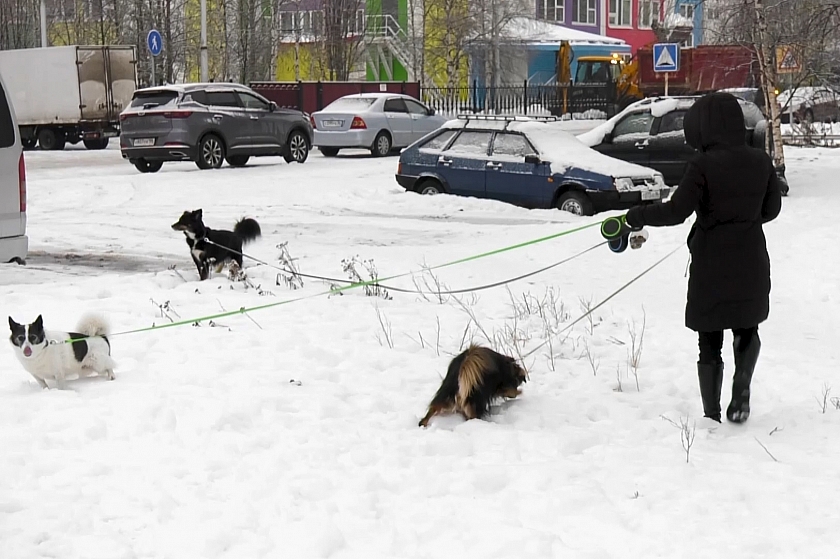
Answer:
(641, 189, 660, 201)
(133, 138, 155, 147)
(321, 120, 343, 128)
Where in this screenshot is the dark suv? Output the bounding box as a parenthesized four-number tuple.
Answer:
(580, 96, 787, 193)
(119, 83, 313, 173)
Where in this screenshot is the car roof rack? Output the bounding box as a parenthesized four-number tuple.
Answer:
(455, 114, 559, 122)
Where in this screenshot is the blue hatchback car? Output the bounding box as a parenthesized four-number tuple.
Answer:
(395, 115, 668, 216)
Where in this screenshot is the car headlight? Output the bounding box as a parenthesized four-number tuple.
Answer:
(614, 177, 634, 192)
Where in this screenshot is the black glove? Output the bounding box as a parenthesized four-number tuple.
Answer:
(600, 213, 642, 241)
(625, 207, 645, 229)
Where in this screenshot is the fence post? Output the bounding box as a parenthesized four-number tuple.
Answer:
(316, 80, 323, 111)
(297, 80, 303, 113)
(471, 79, 477, 114)
(523, 80, 528, 116)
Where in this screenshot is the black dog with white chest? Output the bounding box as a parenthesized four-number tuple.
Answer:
(171, 209, 261, 280)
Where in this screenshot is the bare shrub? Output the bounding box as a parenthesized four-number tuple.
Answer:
(275, 242, 304, 290)
(341, 256, 391, 300)
(412, 265, 451, 304)
(581, 338, 600, 376)
(627, 309, 646, 391)
(374, 305, 394, 349)
(817, 384, 832, 413)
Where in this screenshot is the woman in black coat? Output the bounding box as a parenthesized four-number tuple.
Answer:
(624, 92, 783, 424)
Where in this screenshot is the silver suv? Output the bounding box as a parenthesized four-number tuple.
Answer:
(119, 82, 313, 173)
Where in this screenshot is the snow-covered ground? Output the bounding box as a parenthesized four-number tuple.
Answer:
(1, 140, 838, 558)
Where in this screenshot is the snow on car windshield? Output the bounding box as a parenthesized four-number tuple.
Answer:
(510, 121, 657, 178)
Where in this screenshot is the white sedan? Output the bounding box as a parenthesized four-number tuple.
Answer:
(311, 93, 448, 157)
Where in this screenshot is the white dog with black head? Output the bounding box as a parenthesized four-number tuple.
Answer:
(8, 313, 116, 389)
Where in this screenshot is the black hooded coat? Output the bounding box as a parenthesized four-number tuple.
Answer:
(625, 93, 783, 333)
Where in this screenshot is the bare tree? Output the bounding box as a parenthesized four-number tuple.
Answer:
(320, 0, 365, 80)
(700, 0, 840, 167)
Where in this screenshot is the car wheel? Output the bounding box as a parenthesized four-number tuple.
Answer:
(557, 191, 594, 216)
(416, 179, 443, 195)
(319, 147, 339, 157)
(284, 130, 309, 163)
(196, 134, 225, 169)
(371, 132, 391, 157)
(133, 159, 163, 173)
(38, 128, 65, 151)
(83, 138, 109, 150)
(22, 138, 37, 150)
(226, 155, 250, 167)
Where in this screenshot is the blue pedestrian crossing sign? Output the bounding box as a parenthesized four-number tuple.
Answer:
(652, 43, 680, 73)
(147, 29, 163, 57)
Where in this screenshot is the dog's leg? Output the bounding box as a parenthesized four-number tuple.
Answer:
(30, 374, 48, 389)
(419, 406, 440, 427)
(419, 402, 457, 427)
(104, 368, 116, 381)
(199, 259, 209, 281)
(55, 369, 68, 390)
(460, 402, 478, 421)
(190, 253, 204, 280)
(214, 261, 226, 273)
(499, 387, 522, 399)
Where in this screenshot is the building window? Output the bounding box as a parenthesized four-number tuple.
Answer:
(639, 0, 660, 28)
(609, 0, 632, 27)
(280, 11, 295, 35)
(355, 9, 366, 34)
(536, 0, 565, 22)
(679, 3, 695, 47)
(573, 0, 597, 24)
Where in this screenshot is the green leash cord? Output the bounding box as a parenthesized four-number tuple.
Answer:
(53, 219, 605, 344)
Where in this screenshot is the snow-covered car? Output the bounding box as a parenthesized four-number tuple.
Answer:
(776, 86, 840, 124)
(311, 93, 448, 157)
(395, 115, 667, 216)
(578, 96, 784, 190)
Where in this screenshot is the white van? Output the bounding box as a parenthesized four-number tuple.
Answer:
(0, 69, 27, 265)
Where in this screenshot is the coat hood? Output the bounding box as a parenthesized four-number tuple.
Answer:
(684, 92, 746, 151)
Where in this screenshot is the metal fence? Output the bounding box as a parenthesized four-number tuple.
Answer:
(782, 122, 840, 147)
(419, 80, 617, 119)
(248, 79, 616, 120)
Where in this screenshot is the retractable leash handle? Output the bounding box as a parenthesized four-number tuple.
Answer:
(601, 215, 648, 253)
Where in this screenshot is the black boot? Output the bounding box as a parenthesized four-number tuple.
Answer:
(727, 329, 761, 423)
(698, 362, 724, 422)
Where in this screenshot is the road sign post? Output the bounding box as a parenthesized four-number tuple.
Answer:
(652, 43, 680, 97)
(147, 29, 163, 86)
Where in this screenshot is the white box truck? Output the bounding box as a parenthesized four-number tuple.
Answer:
(0, 45, 137, 151)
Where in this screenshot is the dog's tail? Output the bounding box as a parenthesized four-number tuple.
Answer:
(234, 218, 261, 244)
(455, 345, 491, 408)
(75, 312, 110, 338)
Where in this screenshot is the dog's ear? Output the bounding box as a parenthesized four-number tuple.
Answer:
(9, 316, 20, 330)
(195, 209, 203, 218)
(32, 315, 43, 330)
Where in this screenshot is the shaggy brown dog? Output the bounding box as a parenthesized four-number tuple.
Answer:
(419, 345, 528, 427)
